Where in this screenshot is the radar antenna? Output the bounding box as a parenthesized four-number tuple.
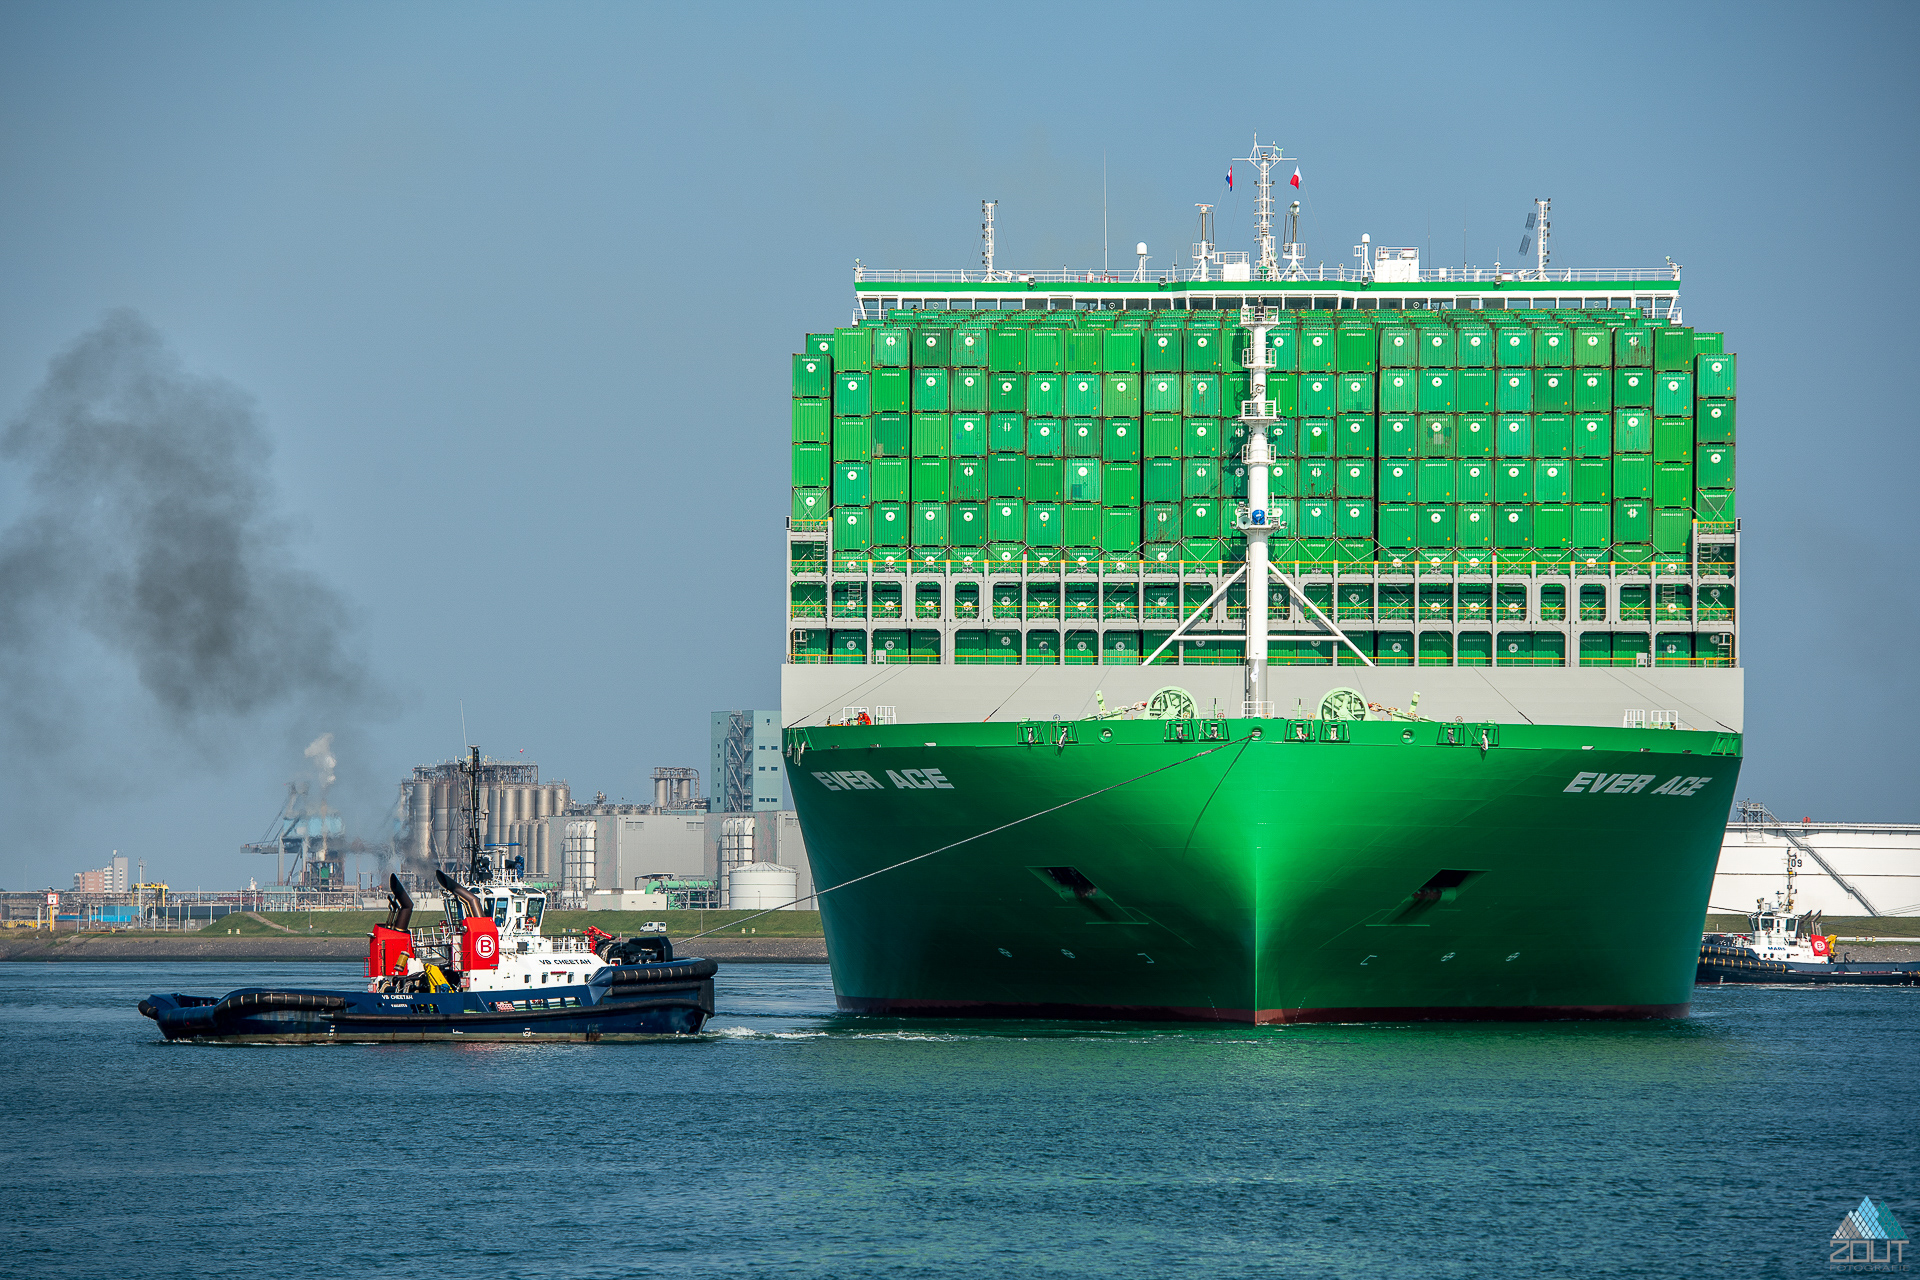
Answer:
(1236, 136, 1288, 280)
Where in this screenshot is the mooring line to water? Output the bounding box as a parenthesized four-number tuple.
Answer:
(675, 740, 1238, 946)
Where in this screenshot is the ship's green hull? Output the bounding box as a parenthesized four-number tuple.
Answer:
(785, 717, 1741, 1023)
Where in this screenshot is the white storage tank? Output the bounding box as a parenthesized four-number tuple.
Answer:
(727, 862, 799, 911)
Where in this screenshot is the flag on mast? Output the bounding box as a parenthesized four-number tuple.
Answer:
(1290, 167, 1302, 189)
(1225, 166, 1233, 191)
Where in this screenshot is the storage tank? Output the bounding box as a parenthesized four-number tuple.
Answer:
(727, 862, 799, 911)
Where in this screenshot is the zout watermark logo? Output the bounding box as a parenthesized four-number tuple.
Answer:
(1830, 1196, 1907, 1270)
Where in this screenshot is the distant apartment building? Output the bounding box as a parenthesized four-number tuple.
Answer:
(72, 854, 130, 893)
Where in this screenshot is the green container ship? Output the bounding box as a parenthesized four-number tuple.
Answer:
(782, 146, 1742, 1022)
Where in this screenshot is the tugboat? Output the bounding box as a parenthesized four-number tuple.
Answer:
(1698, 847, 1920, 986)
(140, 748, 717, 1042)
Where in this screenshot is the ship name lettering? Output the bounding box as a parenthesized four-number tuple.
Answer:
(1564, 771, 1711, 796)
(812, 770, 886, 792)
(886, 768, 954, 791)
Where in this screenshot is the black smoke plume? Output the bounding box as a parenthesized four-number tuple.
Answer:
(1, 310, 378, 791)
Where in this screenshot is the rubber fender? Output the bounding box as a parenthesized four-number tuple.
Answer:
(604, 958, 719, 988)
(213, 991, 349, 1020)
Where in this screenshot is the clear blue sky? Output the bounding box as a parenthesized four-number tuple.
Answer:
(1, 1, 1914, 889)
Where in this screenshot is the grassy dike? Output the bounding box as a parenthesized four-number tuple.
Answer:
(207, 909, 824, 939)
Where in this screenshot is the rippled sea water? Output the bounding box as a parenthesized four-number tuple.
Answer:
(2, 962, 1914, 1278)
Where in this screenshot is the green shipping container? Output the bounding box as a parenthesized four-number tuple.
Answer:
(914, 328, 951, 367)
(1264, 325, 1298, 372)
(988, 499, 1024, 541)
(1496, 369, 1533, 412)
(1185, 327, 1226, 372)
(1145, 330, 1182, 372)
(803, 332, 834, 358)
(1573, 370, 1612, 413)
(1379, 369, 1418, 413)
(1615, 326, 1652, 366)
(1696, 353, 1737, 397)
(950, 370, 988, 412)
(793, 354, 832, 396)
(1573, 415, 1608, 457)
(1101, 507, 1139, 551)
(792, 487, 828, 521)
(1104, 419, 1139, 462)
(1183, 498, 1222, 538)
(948, 502, 984, 546)
(1300, 326, 1337, 372)
(872, 413, 908, 457)
(1027, 457, 1063, 502)
(1535, 503, 1571, 549)
(1299, 373, 1337, 416)
(1697, 400, 1736, 443)
(1144, 414, 1181, 457)
(792, 442, 829, 489)
(1420, 414, 1455, 457)
(833, 326, 872, 372)
(1380, 414, 1417, 457)
(1533, 368, 1571, 413)
(1103, 373, 1141, 416)
(792, 398, 830, 443)
(1572, 326, 1611, 367)
(833, 460, 870, 506)
(911, 457, 948, 501)
(1456, 415, 1494, 457)
(1184, 373, 1223, 417)
(1299, 499, 1335, 537)
(951, 328, 987, 367)
(1065, 328, 1101, 372)
(989, 373, 1025, 412)
(951, 414, 985, 456)
(1378, 502, 1416, 549)
(1338, 414, 1375, 458)
(1654, 417, 1693, 463)
(1067, 459, 1102, 502)
(1573, 503, 1610, 548)
(1026, 329, 1064, 374)
(950, 459, 985, 501)
(1535, 325, 1571, 365)
(1457, 368, 1496, 415)
(1497, 326, 1534, 367)
(1380, 326, 1416, 367)
(1534, 413, 1572, 456)
(950, 502, 985, 546)
(1064, 374, 1102, 416)
(836, 372, 872, 416)
(1184, 417, 1223, 457)
(1266, 371, 1300, 417)
(1027, 373, 1064, 416)
(834, 505, 871, 550)
(872, 457, 910, 502)
(1338, 459, 1373, 498)
(1418, 369, 1456, 413)
(1337, 499, 1373, 537)
(872, 369, 911, 413)
(1064, 502, 1100, 547)
(1301, 459, 1336, 497)
(987, 453, 1025, 498)
(1418, 504, 1456, 548)
(1142, 458, 1177, 503)
(1655, 325, 1694, 371)
(1028, 502, 1062, 547)
(1458, 459, 1493, 503)
(1615, 499, 1650, 542)
(1697, 489, 1736, 521)
(1009, 416, 1052, 456)
(1338, 373, 1375, 413)
(1457, 325, 1495, 367)
(1418, 327, 1457, 367)
(1495, 504, 1532, 549)
(989, 413, 1024, 452)
(1107, 461, 1143, 506)
(1457, 503, 1492, 548)
(1614, 368, 1653, 408)
(1103, 330, 1142, 373)
(1574, 458, 1612, 503)
(911, 412, 950, 457)
(912, 502, 948, 545)
(872, 327, 911, 367)
(1614, 455, 1652, 499)
(1535, 458, 1572, 504)
(1063, 417, 1097, 456)
(1497, 415, 1531, 457)
(1302, 417, 1335, 457)
(1654, 372, 1694, 416)
(1184, 458, 1219, 497)
(1496, 460, 1533, 503)
(1417, 459, 1456, 502)
(1651, 508, 1692, 553)
(1144, 374, 1182, 414)
(1336, 325, 1377, 373)
(1696, 444, 1734, 488)
(1615, 410, 1652, 453)
(1270, 457, 1298, 497)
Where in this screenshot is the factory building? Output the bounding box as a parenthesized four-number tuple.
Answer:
(548, 761, 815, 910)
(710, 710, 787, 812)
(404, 758, 570, 882)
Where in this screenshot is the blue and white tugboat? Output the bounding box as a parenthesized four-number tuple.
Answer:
(140, 748, 716, 1042)
(1697, 853, 1920, 987)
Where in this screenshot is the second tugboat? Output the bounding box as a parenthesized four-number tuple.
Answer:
(1698, 847, 1920, 986)
(141, 748, 717, 1042)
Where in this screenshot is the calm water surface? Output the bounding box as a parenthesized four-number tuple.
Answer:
(1, 961, 1913, 1278)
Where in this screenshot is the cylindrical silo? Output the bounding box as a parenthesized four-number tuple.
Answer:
(727, 863, 798, 911)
